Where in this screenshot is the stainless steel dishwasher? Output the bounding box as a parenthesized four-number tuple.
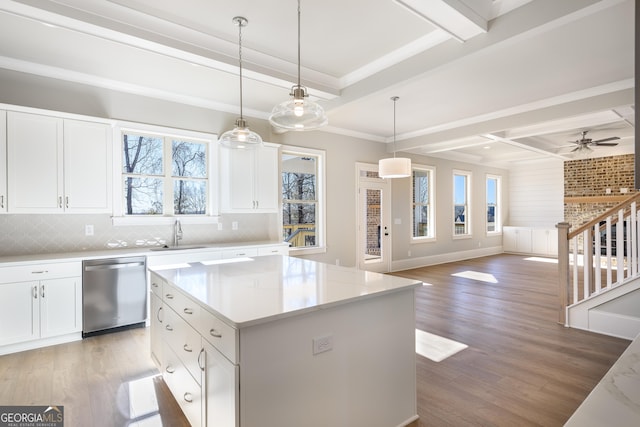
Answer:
(82, 256, 147, 337)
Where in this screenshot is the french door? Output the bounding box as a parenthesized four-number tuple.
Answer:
(356, 163, 392, 272)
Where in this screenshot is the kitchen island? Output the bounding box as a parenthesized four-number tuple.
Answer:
(149, 255, 421, 427)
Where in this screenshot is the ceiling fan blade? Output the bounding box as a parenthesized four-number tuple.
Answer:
(593, 142, 619, 146)
(570, 146, 580, 152)
(592, 136, 620, 143)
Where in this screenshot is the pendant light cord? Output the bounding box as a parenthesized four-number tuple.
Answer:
(392, 96, 399, 158)
(238, 19, 244, 121)
(297, 0, 301, 88)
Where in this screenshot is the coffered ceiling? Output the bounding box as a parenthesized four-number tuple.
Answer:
(0, 0, 635, 168)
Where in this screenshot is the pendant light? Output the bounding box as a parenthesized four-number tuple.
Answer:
(269, 0, 328, 131)
(379, 96, 411, 179)
(219, 16, 263, 149)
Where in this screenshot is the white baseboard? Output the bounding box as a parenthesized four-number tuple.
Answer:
(391, 246, 504, 272)
(0, 332, 82, 356)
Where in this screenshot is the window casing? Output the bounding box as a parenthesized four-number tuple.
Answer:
(114, 123, 218, 223)
(486, 174, 501, 234)
(453, 170, 472, 237)
(411, 165, 435, 241)
(281, 146, 326, 254)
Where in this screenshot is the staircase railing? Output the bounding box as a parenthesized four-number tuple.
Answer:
(557, 192, 640, 325)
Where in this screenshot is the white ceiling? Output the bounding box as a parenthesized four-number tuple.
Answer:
(0, 0, 635, 168)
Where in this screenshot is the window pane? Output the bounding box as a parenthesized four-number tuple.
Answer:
(454, 174, 467, 205)
(172, 140, 206, 178)
(414, 205, 430, 237)
(123, 177, 163, 215)
(283, 202, 316, 247)
(282, 172, 316, 200)
(123, 134, 163, 175)
(487, 177, 498, 233)
(454, 205, 466, 235)
(174, 180, 207, 215)
(413, 171, 429, 204)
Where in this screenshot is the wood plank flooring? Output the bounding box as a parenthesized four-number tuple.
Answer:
(400, 253, 630, 427)
(0, 254, 631, 426)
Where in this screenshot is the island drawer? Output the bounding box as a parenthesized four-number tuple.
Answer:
(164, 306, 203, 385)
(199, 309, 238, 364)
(149, 272, 164, 297)
(163, 342, 202, 427)
(163, 284, 201, 328)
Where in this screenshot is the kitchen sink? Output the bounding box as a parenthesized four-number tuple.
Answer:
(150, 245, 207, 251)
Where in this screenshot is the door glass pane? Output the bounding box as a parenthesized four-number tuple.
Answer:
(364, 189, 382, 262)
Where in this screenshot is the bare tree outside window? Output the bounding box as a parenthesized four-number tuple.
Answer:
(282, 155, 317, 248)
(123, 134, 163, 215)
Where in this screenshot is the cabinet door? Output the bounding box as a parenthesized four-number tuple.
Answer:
(7, 112, 64, 213)
(503, 227, 517, 252)
(150, 291, 163, 369)
(221, 148, 255, 211)
(0, 110, 6, 213)
(203, 340, 238, 427)
(254, 146, 279, 211)
(39, 277, 81, 338)
(0, 281, 39, 346)
(64, 120, 112, 213)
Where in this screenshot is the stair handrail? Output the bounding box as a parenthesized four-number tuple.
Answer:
(568, 192, 640, 239)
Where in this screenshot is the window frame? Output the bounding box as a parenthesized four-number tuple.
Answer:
(486, 174, 502, 235)
(112, 121, 218, 225)
(281, 145, 326, 255)
(453, 169, 472, 238)
(410, 164, 436, 243)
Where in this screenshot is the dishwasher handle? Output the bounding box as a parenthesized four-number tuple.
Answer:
(84, 262, 145, 272)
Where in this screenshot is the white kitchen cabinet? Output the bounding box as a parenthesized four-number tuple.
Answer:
(504, 226, 558, 256)
(503, 226, 533, 253)
(0, 262, 81, 350)
(220, 144, 279, 213)
(7, 111, 112, 213)
(0, 110, 6, 213)
(532, 228, 558, 256)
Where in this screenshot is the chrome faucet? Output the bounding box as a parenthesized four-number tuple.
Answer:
(174, 219, 183, 247)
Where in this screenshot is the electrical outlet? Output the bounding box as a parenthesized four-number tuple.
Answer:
(217, 222, 223, 231)
(85, 225, 94, 236)
(313, 334, 333, 355)
(232, 221, 238, 230)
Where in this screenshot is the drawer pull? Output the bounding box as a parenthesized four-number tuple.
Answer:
(31, 270, 49, 274)
(183, 308, 194, 315)
(157, 307, 163, 323)
(152, 282, 159, 288)
(183, 393, 193, 403)
(209, 329, 222, 338)
(165, 324, 173, 331)
(165, 365, 175, 374)
(165, 294, 174, 299)
(198, 348, 205, 371)
(183, 344, 193, 353)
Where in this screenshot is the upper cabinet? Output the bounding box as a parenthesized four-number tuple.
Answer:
(7, 111, 112, 213)
(220, 143, 279, 213)
(0, 110, 6, 213)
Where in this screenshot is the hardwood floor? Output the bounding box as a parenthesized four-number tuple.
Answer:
(0, 254, 631, 426)
(399, 253, 630, 427)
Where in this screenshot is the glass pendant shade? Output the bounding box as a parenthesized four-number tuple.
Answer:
(269, 0, 328, 131)
(270, 86, 328, 130)
(379, 157, 411, 179)
(219, 118, 263, 149)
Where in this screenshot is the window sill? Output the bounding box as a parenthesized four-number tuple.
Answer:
(452, 234, 473, 240)
(411, 237, 436, 244)
(288, 246, 327, 256)
(112, 215, 220, 226)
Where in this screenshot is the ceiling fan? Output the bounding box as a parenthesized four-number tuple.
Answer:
(569, 130, 620, 152)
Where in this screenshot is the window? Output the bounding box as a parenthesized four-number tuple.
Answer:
(281, 146, 325, 253)
(412, 166, 435, 240)
(453, 170, 471, 236)
(117, 124, 216, 220)
(486, 175, 501, 234)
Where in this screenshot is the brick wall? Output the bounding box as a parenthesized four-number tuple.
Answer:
(564, 154, 637, 229)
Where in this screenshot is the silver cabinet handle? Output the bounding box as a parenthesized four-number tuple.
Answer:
(152, 282, 159, 288)
(41, 284, 45, 299)
(165, 294, 174, 299)
(0, 195, 4, 208)
(183, 344, 193, 353)
(183, 393, 193, 403)
(210, 329, 222, 338)
(165, 365, 175, 374)
(65, 196, 69, 209)
(157, 307, 163, 323)
(183, 308, 193, 315)
(165, 324, 173, 331)
(31, 270, 48, 274)
(198, 348, 205, 371)
(33, 285, 38, 299)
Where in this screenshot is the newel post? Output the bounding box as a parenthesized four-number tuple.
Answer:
(556, 222, 571, 326)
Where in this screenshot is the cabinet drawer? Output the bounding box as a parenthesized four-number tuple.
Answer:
(163, 284, 201, 327)
(0, 262, 81, 284)
(165, 307, 203, 385)
(222, 248, 258, 259)
(149, 272, 164, 297)
(199, 309, 238, 364)
(163, 343, 202, 427)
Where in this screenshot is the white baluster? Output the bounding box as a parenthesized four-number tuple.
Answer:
(594, 223, 601, 294)
(617, 210, 624, 284)
(631, 203, 637, 276)
(583, 229, 591, 300)
(605, 217, 612, 289)
(572, 236, 579, 304)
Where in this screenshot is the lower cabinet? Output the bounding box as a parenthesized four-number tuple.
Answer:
(203, 339, 238, 427)
(503, 226, 558, 256)
(0, 262, 81, 350)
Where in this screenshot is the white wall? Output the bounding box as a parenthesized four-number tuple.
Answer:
(507, 158, 564, 227)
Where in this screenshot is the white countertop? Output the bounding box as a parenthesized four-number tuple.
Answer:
(151, 255, 422, 328)
(565, 334, 640, 426)
(0, 241, 286, 267)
